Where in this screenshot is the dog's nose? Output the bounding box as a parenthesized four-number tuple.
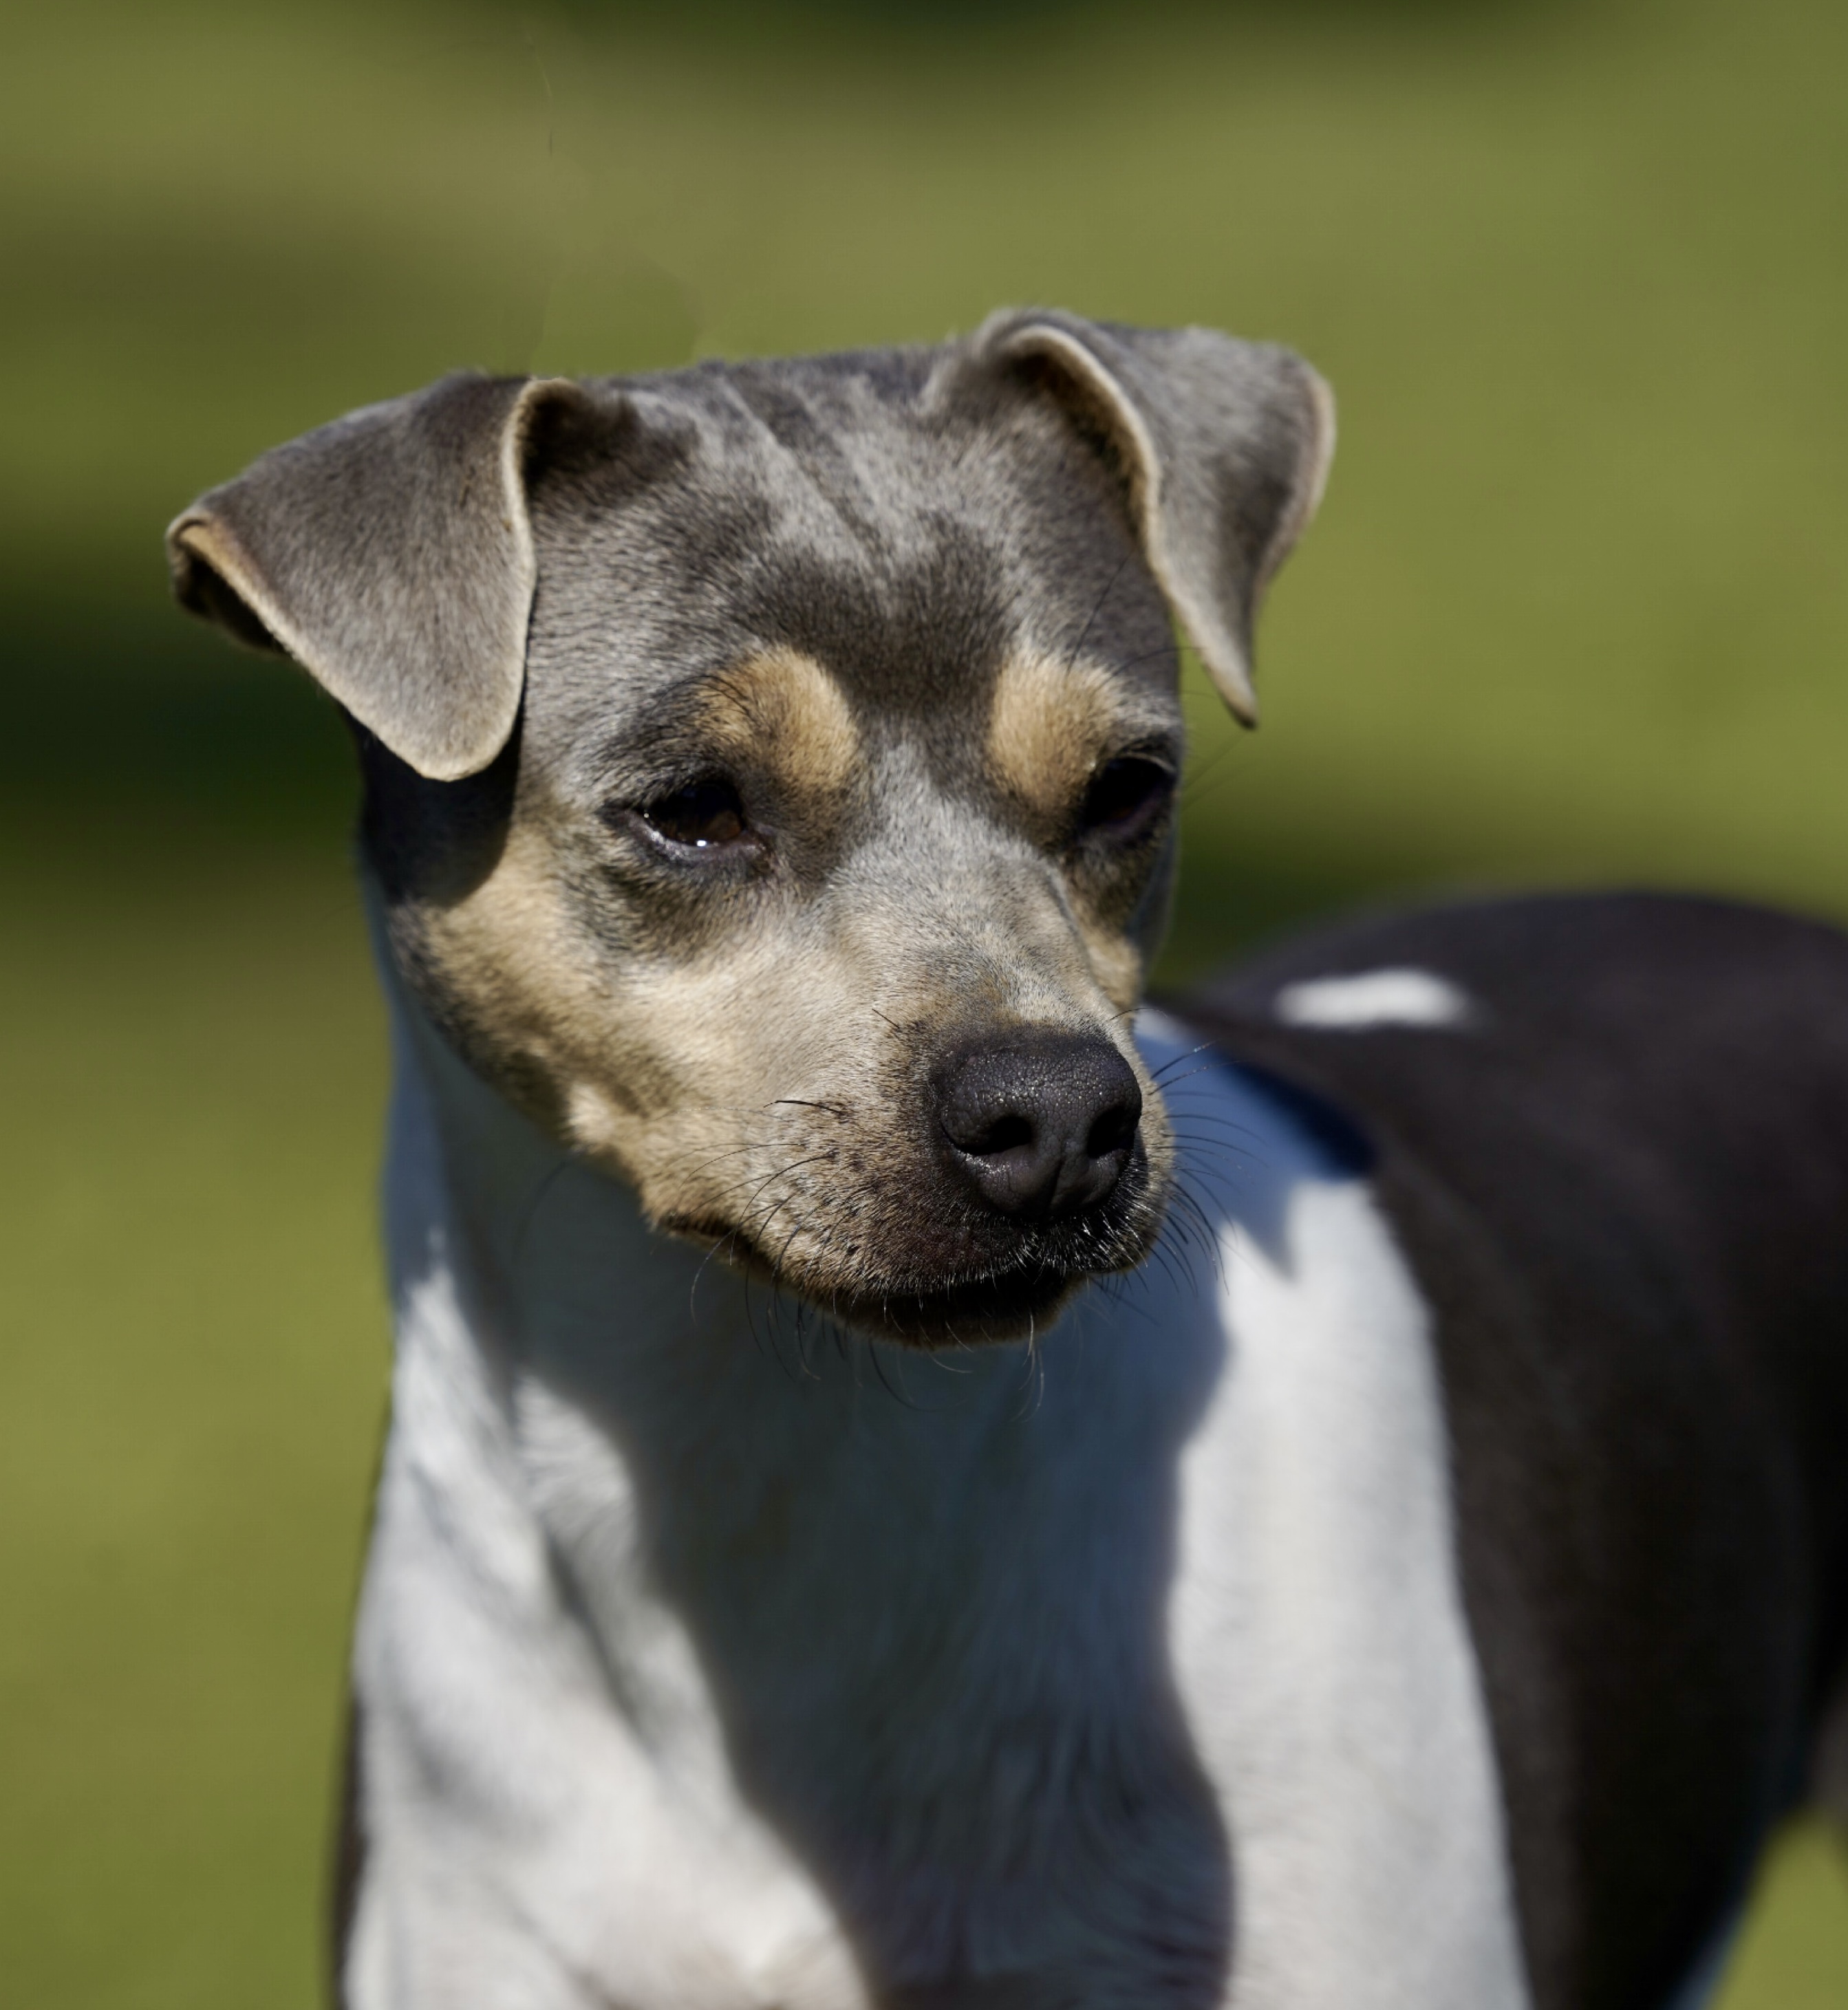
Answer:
(934, 1028, 1143, 1221)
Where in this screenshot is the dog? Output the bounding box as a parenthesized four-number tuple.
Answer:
(167, 311, 1848, 2009)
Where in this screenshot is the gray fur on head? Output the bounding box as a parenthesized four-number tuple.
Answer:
(162, 312, 1336, 1344)
(166, 371, 595, 781)
(167, 313, 1332, 777)
(969, 310, 1335, 723)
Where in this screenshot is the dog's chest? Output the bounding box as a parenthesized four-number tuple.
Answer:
(345, 1032, 1527, 2009)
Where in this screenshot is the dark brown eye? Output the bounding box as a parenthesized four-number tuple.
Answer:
(640, 777, 749, 850)
(1077, 756, 1174, 839)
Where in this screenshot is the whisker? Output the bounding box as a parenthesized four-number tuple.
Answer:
(1150, 1041, 1218, 1084)
(509, 1154, 579, 1280)
(1176, 732, 1247, 808)
(1062, 550, 1135, 673)
(868, 1337, 916, 1409)
(1107, 639, 1189, 676)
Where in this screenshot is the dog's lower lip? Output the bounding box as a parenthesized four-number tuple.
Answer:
(652, 1206, 1084, 1321)
(656, 1147, 1165, 1341)
(679, 1227, 1130, 1344)
(791, 1262, 1088, 1348)
(658, 1212, 1078, 1308)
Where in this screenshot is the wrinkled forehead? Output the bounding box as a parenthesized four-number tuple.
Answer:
(519, 354, 1182, 781)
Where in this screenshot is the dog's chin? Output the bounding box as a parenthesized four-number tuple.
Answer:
(820, 1267, 1091, 1348)
(661, 1209, 1161, 1348)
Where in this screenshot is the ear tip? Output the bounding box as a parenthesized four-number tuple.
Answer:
(402, 736, 511, 784)
(1223, 684, 1261, 729)
(1200, 643, 1260, 727)
(385, 658, 526, 781)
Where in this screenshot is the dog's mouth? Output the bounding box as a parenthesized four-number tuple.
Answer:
(658, 1143, 1166, 1348)
(807, 1264, 1093, 1348)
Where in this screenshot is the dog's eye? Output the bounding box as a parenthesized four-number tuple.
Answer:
(1077, 757, 1174, 839)
(640, 777, 750, 850)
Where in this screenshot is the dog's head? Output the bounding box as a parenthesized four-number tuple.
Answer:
(169, 312, 1331, 1343)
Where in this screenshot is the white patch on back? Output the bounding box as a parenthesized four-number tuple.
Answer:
(1273, 966, 1476, 1030)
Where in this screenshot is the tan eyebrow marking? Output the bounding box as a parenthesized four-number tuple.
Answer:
(987, 648, 1139, 830)
(698, 648, 861, 799)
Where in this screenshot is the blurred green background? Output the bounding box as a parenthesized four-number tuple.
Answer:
(4, 0, 1847, 2002)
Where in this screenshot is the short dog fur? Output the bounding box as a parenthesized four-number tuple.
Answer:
(170, 312, 1848, 2008)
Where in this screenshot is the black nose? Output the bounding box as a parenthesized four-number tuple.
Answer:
(934, 1028, 1143, 1222)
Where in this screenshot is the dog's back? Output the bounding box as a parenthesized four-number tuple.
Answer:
(1183, 890, 1848, 2010)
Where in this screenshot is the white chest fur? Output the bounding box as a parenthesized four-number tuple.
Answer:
(342, 994, 1529, 2010)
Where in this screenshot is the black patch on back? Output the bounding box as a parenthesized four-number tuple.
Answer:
(1174, 892, 1848, 2010)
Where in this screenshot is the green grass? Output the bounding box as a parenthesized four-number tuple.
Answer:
(3, 0, 1847, 2000)
(0, 845, 385, 2006)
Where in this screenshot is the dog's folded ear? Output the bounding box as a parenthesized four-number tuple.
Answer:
(166, 372, 601, 782)
(968, 310, 1334, 724)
